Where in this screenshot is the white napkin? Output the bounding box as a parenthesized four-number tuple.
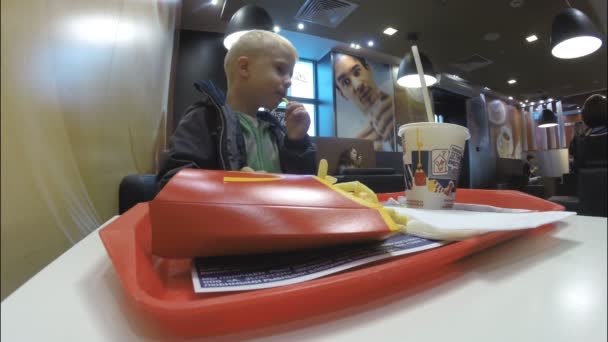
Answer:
(385, 198, 575, 241)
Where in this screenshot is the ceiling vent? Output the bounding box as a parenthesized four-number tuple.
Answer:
(294, 0, 359, 28)
(451, 54, 493, 72)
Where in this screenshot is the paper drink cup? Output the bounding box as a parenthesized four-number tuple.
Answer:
(398, 122, 470, 209)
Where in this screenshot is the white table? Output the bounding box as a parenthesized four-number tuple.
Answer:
(2, 215, 606, 342)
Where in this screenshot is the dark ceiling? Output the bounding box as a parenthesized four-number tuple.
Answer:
(181, 0, 607, 102)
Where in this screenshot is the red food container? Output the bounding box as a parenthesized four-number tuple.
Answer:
(150, 169, 400, 258)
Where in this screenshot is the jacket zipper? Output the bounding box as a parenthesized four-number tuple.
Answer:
(205, 95, 227, 170)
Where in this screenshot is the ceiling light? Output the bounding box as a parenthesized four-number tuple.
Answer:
(538, 109, 558, 128)
(510, 0, 524, 8)
(396, 49, 437, 88)
(551, 7, 603, 59)
(223, 5, 274, 49)
(553, 36, 603, 58)
(297, 23, 304, 30)
(525, 99, 529, 102)
(548, 98, 554, 102)
(520, 102, 525, 106)
(539, 100, 544, 103)
(350, 42, 356, 48)
(383, 27, 397, 36)
(508, 79, 517, 84)
(508, 96, 513, 100)
(397, 75, 438, 88)
(273, 25, 280, 33)
(211, 0, 218, 5)
(355, 44, 361, 49)
(531, 102, 535, 105)
(483, 32, 500, 41)
(526, 35, 538, 42)
(367, 40, 374, 47)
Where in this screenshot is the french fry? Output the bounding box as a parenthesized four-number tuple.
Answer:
(317, 159, 328, 180)
(384, 208, 408, 231)
(315, 159, 408, 232)
(334, 181, 379, 203)
(316, 159, 337, 185)
(324, 175, 337, 184)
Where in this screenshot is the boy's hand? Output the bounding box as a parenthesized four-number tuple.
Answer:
(240, 166, 267, 173)
(285, 101, 311, 140)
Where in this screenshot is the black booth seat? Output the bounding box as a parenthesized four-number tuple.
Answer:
(576, 168, 607, 217)
(549, 168, 607, 217)
(118, 174, 158, 214)
(117, 170, 606, 217)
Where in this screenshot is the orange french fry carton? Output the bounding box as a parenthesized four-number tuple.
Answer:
(149, 166, 406, 258)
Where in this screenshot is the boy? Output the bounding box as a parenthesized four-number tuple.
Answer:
(157, 30, 316, 187)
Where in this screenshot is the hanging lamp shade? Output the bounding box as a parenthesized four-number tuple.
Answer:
(396, 51, 437, 88)
(551, 7, 603, 59)
(538, 109, 558, 128)
(223, 5, 274, 50)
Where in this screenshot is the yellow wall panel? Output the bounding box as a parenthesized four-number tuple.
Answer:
(1, 0, 178, 300)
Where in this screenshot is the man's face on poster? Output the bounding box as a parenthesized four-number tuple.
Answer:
(334, 54, 380, 113)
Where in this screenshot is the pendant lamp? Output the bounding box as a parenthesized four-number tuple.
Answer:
(396, 51, 437, 88)
(538, 109, 558, 128)
(551, 3, 603, 59)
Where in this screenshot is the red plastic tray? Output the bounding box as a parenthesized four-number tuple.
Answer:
(100, 189, 563, 338)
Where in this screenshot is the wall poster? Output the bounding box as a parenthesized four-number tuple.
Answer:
(333, 52, 429, 152)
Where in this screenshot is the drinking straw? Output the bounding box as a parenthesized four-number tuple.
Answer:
(411, 45, 434, 123)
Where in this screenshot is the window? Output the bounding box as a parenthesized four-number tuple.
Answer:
(288, 60, 315, 99)
(286, 59, 317, 136)
(302, 103, 316, 137)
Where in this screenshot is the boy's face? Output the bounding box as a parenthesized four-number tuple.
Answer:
(245, 46, 296, 109)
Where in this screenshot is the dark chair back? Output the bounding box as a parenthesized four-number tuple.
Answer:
(575, 134, 607, 168)
(375, 152, 404, 173)
(335, 174, 405, 194)
(578, 168, 607, 217)
(310, 137, 375, 175)
(119, 174, 159, 214)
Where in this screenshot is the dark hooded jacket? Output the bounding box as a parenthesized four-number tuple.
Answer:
(157, 81, 317, 187)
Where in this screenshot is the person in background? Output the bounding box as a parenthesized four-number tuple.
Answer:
(334, 54, 395, 151)
(157, 30, 316, 188)
(573, 120, 586, 137)
(569, 94, 607, 173)
(337, 147, 363, 174)
(523, 154, 540, 184)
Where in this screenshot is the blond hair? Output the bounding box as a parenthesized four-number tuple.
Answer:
(224, 30, 298, 84)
